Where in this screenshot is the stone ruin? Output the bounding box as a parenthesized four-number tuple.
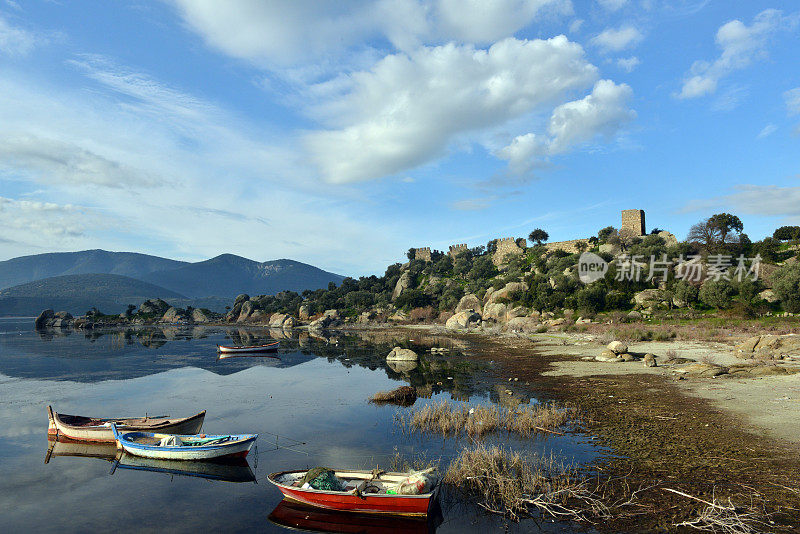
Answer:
(448, 244, 468, 257)
(620, 209, 646, 238)
(492, 237, 524, 266)
(414, 247, 432, 262)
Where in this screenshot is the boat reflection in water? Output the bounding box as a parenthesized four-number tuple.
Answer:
(268, 499, 441, 534)
(45, 438, 256, 483)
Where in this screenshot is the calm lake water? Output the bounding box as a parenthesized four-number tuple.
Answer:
(0, 317, 604, 533)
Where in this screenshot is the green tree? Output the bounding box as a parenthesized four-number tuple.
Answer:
(772, 263, 800, 313)
(406, 248, 417, 261)
(673, 280, 699, 307)
(699, 279, 735, 308)
(528, 228, 549, 245)
(773, 226, 800, 241)
(687, 213, 743, 251)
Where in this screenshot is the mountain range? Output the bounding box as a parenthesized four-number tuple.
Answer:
(0, 250, 345, 316)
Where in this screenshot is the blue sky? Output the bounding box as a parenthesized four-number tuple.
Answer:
(0, 1, 798, 277)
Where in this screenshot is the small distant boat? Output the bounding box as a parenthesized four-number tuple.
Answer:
(47, 405, 205, 443)
(112, 454, 256, 483)
(111, 425, 257, 461)
(268, 469, 440, 518)
(217, 341, 280, 354)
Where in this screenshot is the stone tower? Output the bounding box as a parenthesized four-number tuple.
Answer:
(621, 209, 645, 237)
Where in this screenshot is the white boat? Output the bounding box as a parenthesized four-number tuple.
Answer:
(111, 424, 257, 461)
(216, 341, 279, 354)
(47, 405, 205, 443)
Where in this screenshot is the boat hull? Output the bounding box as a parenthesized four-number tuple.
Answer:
(268, 470, 438, 517)
(115, 430, 257, 461)
(268, 500, 434, 533)
(47, 406, 205, 443)
(217, 342, 279, 354)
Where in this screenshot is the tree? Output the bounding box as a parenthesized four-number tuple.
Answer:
(772, 263, 800, 313)
(773, 226, 800, 241)
(528, 228, 549, 245)
(406, 248, 417, 261)
(699, 279, 734, 309)
(687, 213, 743, 251)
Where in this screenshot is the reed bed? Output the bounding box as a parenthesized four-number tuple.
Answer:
(444, 444, 607, 522)
(400, 400, 577, 438)
(369, 386, 417, 406)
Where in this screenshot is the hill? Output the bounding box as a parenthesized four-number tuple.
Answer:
(0, 274, 186, 316)
(0, 250, 187, 290)
(142, 254, 346, 298)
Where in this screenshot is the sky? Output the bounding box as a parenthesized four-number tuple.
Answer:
(0, 0, 798, 277)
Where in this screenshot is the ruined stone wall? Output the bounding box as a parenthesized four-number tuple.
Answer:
(621, 209, 646, 237)
(543, 239, 590, 254)
(414, 247, 432, 262)
(492, 237, 524, 266)
(448, 244, 468, 257)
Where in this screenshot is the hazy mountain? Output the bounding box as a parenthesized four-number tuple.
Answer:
(0, 274, 186, 316)
(0, 250, 187, 290)
(142, 254, 346, 298)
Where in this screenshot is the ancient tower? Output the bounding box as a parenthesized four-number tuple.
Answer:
(620, 209, 645, 237)
(448, 244, 468, 258)
(414, 247, 432, 262)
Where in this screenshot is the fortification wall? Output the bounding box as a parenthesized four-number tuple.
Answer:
(448, 244, 468, 257)
(543, 239, 590, 254)
(414, 247, 432, 262)
(492, 237, 524, 266)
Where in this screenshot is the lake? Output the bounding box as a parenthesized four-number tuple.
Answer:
(0, 317, 604, 533)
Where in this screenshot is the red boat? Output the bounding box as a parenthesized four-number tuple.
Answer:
(267, 499, 437, 533)
(267, 469, 439, 518)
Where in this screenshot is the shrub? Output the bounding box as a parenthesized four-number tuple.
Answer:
(673, 280, 699, 306)
(699, 279, 735, 309)
(575, 285, 605, 314)
(772, 263, 800, 313)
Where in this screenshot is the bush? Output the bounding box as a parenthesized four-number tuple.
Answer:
(673, 280, 699, 307)
(699, 279, 735, 309)
(772, 263, 800, 313)
(575, 285, 605, 314)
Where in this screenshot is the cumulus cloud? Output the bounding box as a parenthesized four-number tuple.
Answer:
(497, 80, 635, 175)
(305, 36, 599, 183)
(596, 0, 628, 11)
(0, 196, 97, 244)
(616, 56, 640, 72)
(170, 0, 571, 68)
(0, 14, 38, 55)
(591, 26, 643, 53)
(678, 9, 796, 99)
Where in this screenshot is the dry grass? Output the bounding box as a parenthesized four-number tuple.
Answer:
(664, 488, 770, 534)
(445, 444, 607, 522)
(401, 400, 577, 438)
(388, 447, 439, 473)
(369, 386, 417, 406)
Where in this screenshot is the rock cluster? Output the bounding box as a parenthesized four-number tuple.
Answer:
(735, 334, 800, 360)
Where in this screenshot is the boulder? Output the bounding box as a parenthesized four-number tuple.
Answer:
(758, 289, 779, 303)
(507, 306, 528, 320)
(657, 231, 678, 247)
(633, 289, 670, 310)
(544, 317, 565, 327)
(35, 309, 54, 329)
(191, 308, 212, 323)
(626, 310, 643, 321)
(388, 310, 409, 322)
(598, 243, 620, 255)
(298, 304, 311, 320)
(236, 301, 255, 322)
(643, 353, 657, 367)
(161, 307, 186, 323)
(736, 334, 800, 359)
(596, 349, 623, 362)
(455, 294, 482, 314)
(482, 302, 508, 322)
(506, 316, 540, 333)
(269, 313, 290, 328)
(607, 341, 628, 354)
(138, 298, 170, 315)
(620, 353, 637, 362)
(488, 282, 528, 304)
(234, 294, 250, 306)
(445, 311, 481, 329)
(675, 363, 727, 377)
(575, 317, 592, 324)
(386, 347, 419, 361)
(391, 271, 411, 301)
(483, 287, 496, 304)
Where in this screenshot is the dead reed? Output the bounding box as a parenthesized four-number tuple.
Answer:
(445, 444, 607, 522)
(664, 488, 769, 534)
(369, 386, 417, 406)
(401, 400, 577, 438)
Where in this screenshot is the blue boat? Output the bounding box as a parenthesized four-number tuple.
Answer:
(111, 424, 257, 461)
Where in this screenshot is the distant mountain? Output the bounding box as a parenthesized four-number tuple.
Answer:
(0, 274, 186, 316)
(142, 254, 346, 298)
(0, 250, 187, 290)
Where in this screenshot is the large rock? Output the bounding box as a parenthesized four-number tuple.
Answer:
(309, 309, 341, 329)
(643, 353, 657, 367)
(161, 307, 187, 323)
(482, 302, 508, 322)
(657, 231, 678, 247)
(633, 289, 670, 310)
(607, 341, 628, 354)
(191, 308, 212, 323)
(736, 334, 800, 359)
(391, 271, 411, 301)
(758, 289, 779, 303)
(506, 317, 540, 333)
(596, 349, 623, 362)
(268, 313, 295, 329)
(298, 304, 311, 320)
(455, 294, 482, 314)
(139, 298, 170, 315)
(386, 347, 419, 361)
(488, 282, 528, 304)
(35, 309, 54, 329)
(598, 243, 620, 255)
(445, 311, 481, 329)
(675, 363, 727, 377)
(236, 301, 255, 323)
(234, 294, 250, 306)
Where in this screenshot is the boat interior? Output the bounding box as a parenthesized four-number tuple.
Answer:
(274, 471, 431, 496)
(126, 433, 243, 447)
(57, 413, 171, 428)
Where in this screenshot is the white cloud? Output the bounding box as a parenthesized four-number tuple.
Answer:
(757, 124, 777, 138)
(497, 79, 635, 174)
(0, 14, 38, 55)
(596, 0, 628, 11)
(616, 56, 640, 72)
(305, 36, 599, 183)
(170, 0, 572, 69)
(678, 9, 795, 99)
(569, 19, 584, 33)
(724, 185, 800, 219)
(785, 87, 800, 115)
(591, 26, 643, 53)
(0, 197, 100, 245)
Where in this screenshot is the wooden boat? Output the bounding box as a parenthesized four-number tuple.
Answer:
(217, 341, 279, 354)
(112, 454, 256, 483)
(267, 469, 440, 518)
(47, 405, 205, 443)
(268, 500, 437, 533)
(111, 425, 257, 461)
